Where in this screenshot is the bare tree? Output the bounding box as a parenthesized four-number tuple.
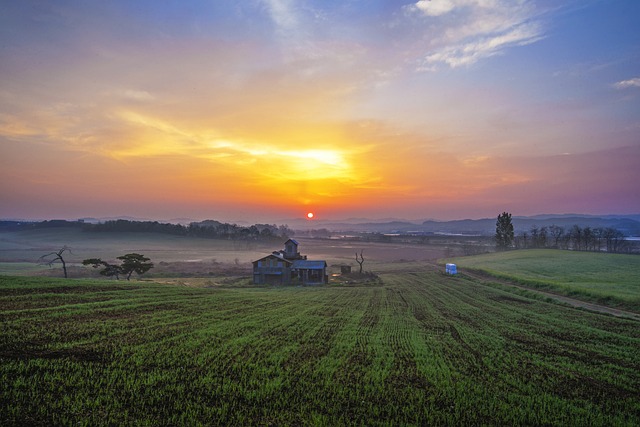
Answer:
(570, 225, 583, 251)
(548, 225, 564, 248)
(603, 227, 626, 253)
(516, 231, 529, 249)
(39, 246, 71, 278)
(583, 226, 594, 251)
(355, 250, 365, 275)
(529, 226, 540, 248)
(539, 226, 548, 248)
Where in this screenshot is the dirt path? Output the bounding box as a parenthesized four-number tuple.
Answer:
(431, 264, 640, 322)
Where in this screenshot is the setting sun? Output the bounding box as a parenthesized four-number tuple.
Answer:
(1, 1, 638, 222)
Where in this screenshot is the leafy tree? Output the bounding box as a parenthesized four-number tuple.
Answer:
(117, 253, 154, 280)
(39, 246, 71, 278)
(83, 253, 153, 280)
(495, 212, 514, 250)
(82, 258, 122, 279)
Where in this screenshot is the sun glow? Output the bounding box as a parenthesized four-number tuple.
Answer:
(307, 212, 314, 219)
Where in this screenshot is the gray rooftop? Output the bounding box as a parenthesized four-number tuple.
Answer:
(292, 260, 326, 269)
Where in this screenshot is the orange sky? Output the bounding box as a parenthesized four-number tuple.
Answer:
(1, 1, 639, 222)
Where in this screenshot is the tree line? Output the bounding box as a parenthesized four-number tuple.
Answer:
(84, 219, 293, 241)
(39, 247, 153, 280)
(515, 224, 628, 253)
(12, 219, 295, 241)
(496, 212, 631, 253)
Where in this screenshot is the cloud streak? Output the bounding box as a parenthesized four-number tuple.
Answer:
(1, 1, 639, 220)
(408, 0, 546, 69)
(614, 77, 640, 89)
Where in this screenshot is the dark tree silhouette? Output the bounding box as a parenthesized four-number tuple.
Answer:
(117, 253, 154, 280)
(548, 225, 564, 248)
(83, 253, 153, 280)
(355, 250, 365, 274)
(495, 212, 514, 251)
(39, 246, 71, 278)
(82, 258, 122, 279)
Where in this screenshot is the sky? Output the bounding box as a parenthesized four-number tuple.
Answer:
(1, 0, 639, 222)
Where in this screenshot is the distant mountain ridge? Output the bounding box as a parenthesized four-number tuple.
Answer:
(2, 214, 639, 236)
(290, 214, 640, 236)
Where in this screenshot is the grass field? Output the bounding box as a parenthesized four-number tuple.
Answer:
(452, 249, 640, 312)
(1, 271, 639, 426)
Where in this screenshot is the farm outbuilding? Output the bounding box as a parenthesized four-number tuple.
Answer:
(252, 253, 293, 285)
(292, 260, 328, 285)
(445, 263, 457, 275)
(253, 240, 328, 285)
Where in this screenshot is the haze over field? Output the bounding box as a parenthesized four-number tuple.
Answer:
(1, 1, 639, 222)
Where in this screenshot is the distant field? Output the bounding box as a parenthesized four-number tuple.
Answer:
(1, 273, 638, 425)
(0, 227, 447, 278)
(0, 227, 276, 265)
(452, 249, 640, 311)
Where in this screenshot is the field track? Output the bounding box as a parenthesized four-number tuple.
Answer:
(449, 265, 640, 321)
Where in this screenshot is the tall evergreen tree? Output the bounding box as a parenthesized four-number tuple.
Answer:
(495, 212, 514, 250)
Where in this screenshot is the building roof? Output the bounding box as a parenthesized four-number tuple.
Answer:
(285, 238, 299, 245)
(292, 260, 327, 269)
(252, 253, 293, 264)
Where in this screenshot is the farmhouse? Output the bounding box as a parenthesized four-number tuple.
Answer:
(253, 239, 328, 285)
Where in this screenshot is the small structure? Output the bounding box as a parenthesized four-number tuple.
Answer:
(340, 265, 352, 274)
(253, 239, 328, 285)
(252, 252, 293, 285)
(293, 260, 328, 285)
(445, 263, 457, 275)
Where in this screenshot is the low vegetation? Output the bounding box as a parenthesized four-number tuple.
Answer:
(1, 271, 638, 425)
(2, 219, 294, 242)
(453, 249, 640, 312)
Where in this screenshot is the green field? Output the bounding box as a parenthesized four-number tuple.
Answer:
(1, 271, 639, 426)
(452, 250, 640, 311)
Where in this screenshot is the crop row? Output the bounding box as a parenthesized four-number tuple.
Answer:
(1, 273, 639, 425)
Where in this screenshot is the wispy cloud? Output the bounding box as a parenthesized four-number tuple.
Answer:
(413, 0, 458, 17)
(407, 0, 546, 69)
(262, 0, 299, 34)
(120, 89, 155, 102)
(423, 22, 542, 68)
(614, 77, 640, 89)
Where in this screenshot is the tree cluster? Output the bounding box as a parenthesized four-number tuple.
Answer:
(84, 220, 292, 241)
(82, 253, 154, 280)
(494, 212, 631, 254)
(515, 225, 628, 253)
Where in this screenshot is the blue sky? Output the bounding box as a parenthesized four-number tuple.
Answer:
(1, 0, 639, 221)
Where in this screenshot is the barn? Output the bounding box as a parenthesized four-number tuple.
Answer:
(252, 253, 293, 285)
(252, 239, 328, 285)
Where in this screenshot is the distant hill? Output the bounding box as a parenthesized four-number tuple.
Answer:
(421, 216, 640, 236)
(287, 214, 640, 236)
(3, 214, 640, 237)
